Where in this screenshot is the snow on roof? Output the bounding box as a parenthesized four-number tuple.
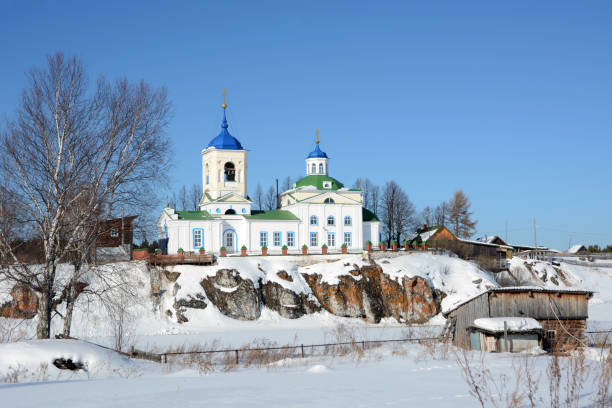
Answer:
(419, 229, 439, 242)
(472, 317, 542, 333)
(568, 244, 587, 254)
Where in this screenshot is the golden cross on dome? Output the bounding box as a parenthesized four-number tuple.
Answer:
(222, 89, 227, 109)
(316, 128, 320, 144)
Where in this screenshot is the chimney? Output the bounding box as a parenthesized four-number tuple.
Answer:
(423, 224, 428, 231)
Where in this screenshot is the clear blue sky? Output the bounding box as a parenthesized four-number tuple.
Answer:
(2, 1, 611, 250)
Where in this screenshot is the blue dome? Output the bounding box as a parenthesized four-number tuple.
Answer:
(307, 144, 327, 158)
(207, 110, 244, 150)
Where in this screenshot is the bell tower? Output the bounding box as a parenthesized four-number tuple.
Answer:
(305, 129, 329, 176)
(201, 90, 248, 203)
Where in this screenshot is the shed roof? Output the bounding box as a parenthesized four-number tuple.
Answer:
(443, 287, 594, 317)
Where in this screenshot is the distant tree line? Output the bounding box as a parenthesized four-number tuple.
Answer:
(353, 178, 478, 244)
(587, 244, 612, 253)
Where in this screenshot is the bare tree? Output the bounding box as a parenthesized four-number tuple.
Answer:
(380, 181, 402, 244)
(393, 188, 416, 244)
(0, 52, 171, 338)
(254, 183, 264, 211)
(447, 190, 477, 238)
(178, 185, 187, 211)
(189, 183, 201, 210)
(264, 186, 276, 210)
(370, 182, 380, 216)
(421, 205, 432, 227)
(281, 176, 293, 192)
(433, 202, 447, 227)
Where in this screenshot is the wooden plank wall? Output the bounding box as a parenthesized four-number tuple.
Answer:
(449, 293, 490, 348)
(488, 292, 588, 320)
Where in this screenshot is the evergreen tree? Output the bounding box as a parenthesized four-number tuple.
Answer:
(447, 190, 477, 238)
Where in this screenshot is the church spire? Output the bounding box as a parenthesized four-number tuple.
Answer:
(221, 89, 228, 129)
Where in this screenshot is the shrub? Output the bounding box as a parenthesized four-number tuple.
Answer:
(220, 246, 226, 251)
(366, 240, 372, 245)
(241, 245, 247, 250)
(199, 247, 205, 251)
(261, 245, 268, 250)
(391, 240, 398, 245)
(341, 243, 347, 248)
(302, 244, 308, 249)
(322, 244, 328, 249)
(177, 248, 184, 252)
(282, 245, 288, 249)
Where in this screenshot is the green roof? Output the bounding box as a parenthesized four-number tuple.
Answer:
(295, 175, 344, 190)
(175, 210, 213, 220)
(245, 210, 300, 220)
(204, 192, 213, 201)
(362, 207, 379, 222)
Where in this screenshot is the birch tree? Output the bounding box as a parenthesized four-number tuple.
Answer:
(0, 52, 171, 338)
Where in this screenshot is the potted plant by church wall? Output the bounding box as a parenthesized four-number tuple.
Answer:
(365, 241, 372, 251)
(241, 245, 247, 256)
(261, 245, 268, 256)
(391, 240, 398, 252)
(412, 242, 418, 250)
(282, 245, 288, 255)
(403, 240, 410, 251)
(199, 247, 205, 255)
(302, 244, 308, 255)
(155, 248, 162, 257)
(220, 246, 227, 257)
(421, 243, 428, 251)
(341, 243, 348, 254)
(379, 241, 386, 251)
(177, 248, 184, 260)
(321, 244, 328, 255)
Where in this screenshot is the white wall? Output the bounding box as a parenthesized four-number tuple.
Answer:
(247, 220, 301, 254)
(287, 203, 363, 250)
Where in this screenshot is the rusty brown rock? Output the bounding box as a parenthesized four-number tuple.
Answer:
(302, 263, 444, 324)
(276, 270, 293, 282)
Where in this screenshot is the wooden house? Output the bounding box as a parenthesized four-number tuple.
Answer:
(444, 287, 593, 351)
(409, 226, 512, 271)
(95, 216, 137, 261)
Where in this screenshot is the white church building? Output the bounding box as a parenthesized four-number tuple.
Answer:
(158, 100, 380, 255)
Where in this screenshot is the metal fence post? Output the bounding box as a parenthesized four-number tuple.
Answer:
(301, 344, 304, 358)
(235, 349, 239, 365)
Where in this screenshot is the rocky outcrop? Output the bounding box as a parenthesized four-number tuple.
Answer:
(200, 269, 261, 320)
(164, 263, 445, 324)
(173, 293, 207, 323)
(260, 281, 320, 319)
(302, 263, 444, 324)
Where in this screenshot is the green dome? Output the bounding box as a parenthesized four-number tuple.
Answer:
(294, 175, 344, 190)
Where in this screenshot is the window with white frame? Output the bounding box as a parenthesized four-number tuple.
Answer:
(273, 232, 281, 247)
(310, 215, 318, 225)
(327, 216, 335, 226)
(319, 163, 323, 173)
(310, 232, 318, 247)
(260, 232, 268, 247)
(344, 216, 352, 226)
(344, 232, 351, 247)
(287, 232, 295, 247)
(193, 229, 203, 248)
(327, 232, 335, 247)
(311, 163, 316, 174)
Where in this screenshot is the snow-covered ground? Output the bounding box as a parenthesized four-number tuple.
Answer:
(0, 339, 609, 407)
(1, 253, 611, 406)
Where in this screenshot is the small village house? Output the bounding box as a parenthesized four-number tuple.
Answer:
(96, 215, 137, 261)
(444, 287, 593, 351)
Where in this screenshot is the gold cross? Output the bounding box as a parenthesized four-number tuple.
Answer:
(316, 128, 320, 144)
(222, 89, 227, 109)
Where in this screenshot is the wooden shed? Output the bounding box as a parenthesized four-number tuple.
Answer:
(444, 287, 593, 351)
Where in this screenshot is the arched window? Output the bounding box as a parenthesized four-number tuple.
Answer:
(224, 162, 236, 181)
(225, 209, 236, 215)
(319, 163, 324, 173)
(327, 216, 335, 226)
(344, 216, 352, 226)
(311, 163, 316, 174)
(310, 215, 318, 225)
(324, 197, 335, 204)
(205, 163, 209, 184)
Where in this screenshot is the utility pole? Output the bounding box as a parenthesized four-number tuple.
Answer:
(533, 219, 537, 249)
(505, 220, 508, 243)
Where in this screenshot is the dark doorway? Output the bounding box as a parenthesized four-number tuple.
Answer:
(225, 209, 236, 215)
